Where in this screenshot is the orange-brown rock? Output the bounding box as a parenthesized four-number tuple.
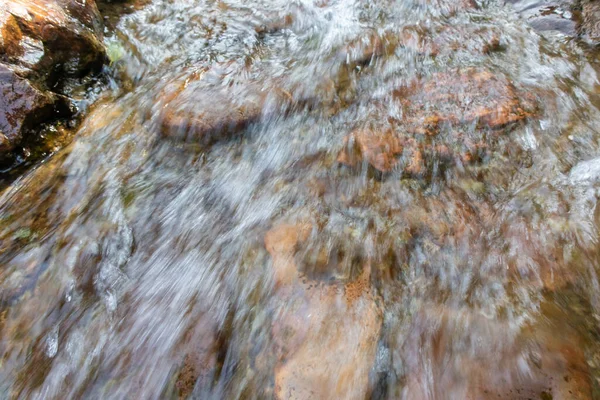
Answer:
(265, 224, 382, 400)
(337, 69, 535, 173)
(337, 129, 404, 172)
(1, 0, 105, 78)
(395, 69, 534, 131)
(401, 303, 592, 400)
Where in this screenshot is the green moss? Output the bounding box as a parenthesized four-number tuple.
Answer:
(13, 228, 32, 240)
(106, 40, 126, 65)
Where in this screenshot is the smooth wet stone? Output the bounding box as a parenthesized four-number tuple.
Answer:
(0, 0, 105, 80)
(158, 67, 292, 146)
(506, 0, 577, 36)
(265, 224, 382, 400)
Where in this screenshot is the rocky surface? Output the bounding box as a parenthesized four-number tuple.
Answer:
(264, 224, 382, 400)
(580, 0, 600, 43)
(399, 301, 593, 399)
(0, 0, 107, 166)
(338, 69, 537, 174)
(157, 66, 291, 146)
(0, 64, 71, 155)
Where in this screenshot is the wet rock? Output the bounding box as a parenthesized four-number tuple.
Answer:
(158, 67, 292, 145)
(337, 129, 404, 172)
(0, 64, 70, 158)
(338, 69, 536, 173)
(173, 317, 219, 399)
(401, 302, 593, 400)
(506, 0, 577, 36)
(265, 224, 382, 400)
(395, 69, 534, 131)
(338, 25, 501, 67)
(0, 0, 105, 81)
(0, 0, 107, 165)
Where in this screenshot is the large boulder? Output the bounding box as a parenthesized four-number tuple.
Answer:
(0, 0, 106, 164)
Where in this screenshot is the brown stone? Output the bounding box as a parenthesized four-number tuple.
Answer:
(0, 63, 69, 155)
(401, 303, 592, 400)
(337, 69, 535, 174)
(158, 67, 292, 145)
(265, 224, 382, 400)
(0, 0, 107, 162)
(173, 317, 219, 399)
(1, 0, 105, 79)
(0, 10, 23, 59)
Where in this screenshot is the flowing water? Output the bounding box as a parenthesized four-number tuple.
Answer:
(2, 0, 600, 398)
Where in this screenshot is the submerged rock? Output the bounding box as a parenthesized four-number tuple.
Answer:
(506, 0, 577, 36)
(395, 69, 534, 131)
(338, 69, 536, 173)
(264, 224, 382, 400)
(339, 24, 502, 68)
(337, 129, 404, 173)
(157, 66, 299, 146)
(401, 302, 593, 400)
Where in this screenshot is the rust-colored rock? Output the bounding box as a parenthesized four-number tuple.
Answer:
(337, 129, 404, 172)
(395, 69, 533, 131)
(265, 224, 382, 400)
(338, 69, 536, 173)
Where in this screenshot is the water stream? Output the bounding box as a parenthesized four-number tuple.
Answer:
(2, 0, 600, 398)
